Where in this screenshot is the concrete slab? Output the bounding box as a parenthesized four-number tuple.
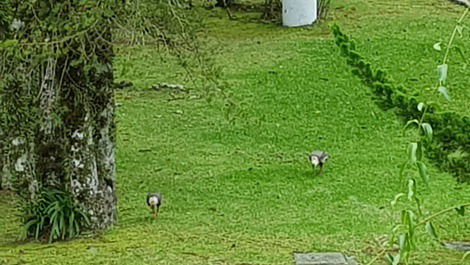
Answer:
(294, 252, 359, 265)
(444, 241, 470, 252)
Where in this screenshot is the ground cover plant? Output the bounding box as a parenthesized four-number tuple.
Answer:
(1, 0, 469, 264)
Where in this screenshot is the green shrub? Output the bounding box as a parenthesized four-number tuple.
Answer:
(20, 187, 90, 243)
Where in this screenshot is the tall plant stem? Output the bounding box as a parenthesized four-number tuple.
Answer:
(442, 8, 469, 65)
(417, 202, 470, 227)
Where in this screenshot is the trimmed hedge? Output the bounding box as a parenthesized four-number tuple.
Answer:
(332, 24, 469, 182)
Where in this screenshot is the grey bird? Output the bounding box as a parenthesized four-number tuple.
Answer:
(146, 193, 163, 219)
(309, 150, 329, 174)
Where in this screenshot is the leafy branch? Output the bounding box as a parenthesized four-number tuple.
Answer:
(387, 7, 470, 265)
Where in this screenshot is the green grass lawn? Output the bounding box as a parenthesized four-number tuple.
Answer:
(1, 0, 469, 264)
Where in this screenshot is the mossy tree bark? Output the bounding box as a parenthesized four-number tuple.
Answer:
(0, 0, 11, 190)
(59, 27, 118, 230)
(1, 1, 117, 231)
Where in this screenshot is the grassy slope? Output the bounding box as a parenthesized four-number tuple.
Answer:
(336, 0, 470, 115)
(1, 0, 469, 265)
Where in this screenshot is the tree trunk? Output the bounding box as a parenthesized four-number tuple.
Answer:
(39, 27, 118, 230)
(1, 1, 117, 233)
(0, 0, 12, 191)
(64, 28, 118, 229)
(1, 145, 14, 191)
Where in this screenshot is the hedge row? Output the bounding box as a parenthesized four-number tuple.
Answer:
(331, 24, 470, 182)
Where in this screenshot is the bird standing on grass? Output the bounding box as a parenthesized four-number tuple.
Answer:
(309, 150, 329, 174)
(146, 193, 163, 219)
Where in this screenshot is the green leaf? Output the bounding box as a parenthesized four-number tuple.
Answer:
(80, 209, 91, 226)
(421, 123, 433, 141)
(454, 46, 469, 65)
(455, 206, 465, 216)
(456, 25, 463, 37)
(433, 42, 442, 51)
(408, 142, 418, 164)
(35, 221, 41, 239)
(59, 212, 65, 238)
(399, 161, 408, 182)
(416, 140, 424, 161)
(392, 224, 401, 233)
(74, 220, 80, 235)
(407, 179, 416, 201)
(416, 161, 429, 185)
(406, 233, 413, 251)
(401, 210, 410, 225)
(437, 64, 448, 83)
(392, 252, 401, 265)
(417, 102, 425, 112)
(385, 253, 395, 265)
(463, 251, 470, 261)
(407, 229, 415, 250)
(69, 211, 75, 238)
(22, 219, 38, 239)
(400, 210, 407, 224)
(408, 210, 415, 225)
(391, 193, 405, 206)
(438, 86, 451, 101)
(414, 196, 423, 215)
(50, 209, 58, 223)
(402, 210, 415, 230)
(425, 221, 438, 239)
(404, 119, 419, 131)
(416, 141, 423, 162)
(398, 234, 406, 250)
